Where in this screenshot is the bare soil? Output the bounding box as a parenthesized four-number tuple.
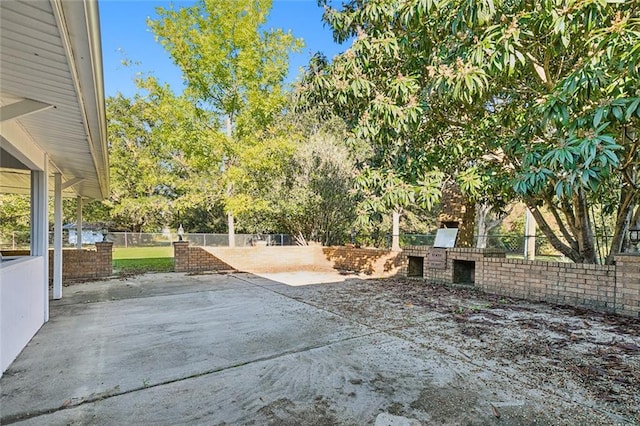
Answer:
(276, 277, 640, 424)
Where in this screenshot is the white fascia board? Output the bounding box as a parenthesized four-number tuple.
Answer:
(51, 0, 109, 199)
(84, 0, 109, 197)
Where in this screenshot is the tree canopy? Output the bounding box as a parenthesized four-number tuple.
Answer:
(296, 0, 640, 263)
(106, 77, 224, 232)
(100, 1, 367, 244)
(149, 0, 303, 244)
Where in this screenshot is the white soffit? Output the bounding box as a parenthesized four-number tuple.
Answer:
(0, 0, 109, 199)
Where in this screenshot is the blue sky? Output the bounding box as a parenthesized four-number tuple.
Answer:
(99, 0, 346, 97)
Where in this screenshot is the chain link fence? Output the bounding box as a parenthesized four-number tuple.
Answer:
(0, 230, 105, 250)
(108, 232, 295, 248)
(0, 231, 297, 249)
(1, 230, 614, 263)
(401, 233, 571, 262)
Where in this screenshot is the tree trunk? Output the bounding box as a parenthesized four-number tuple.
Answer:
(476, 203, 513, 248)
(605, 188, 636, 264)
(543, 196, 578, 251)
(225, 115, 235, 247)
(475, 203, 510, 249)
(574, 190, 596, 263)
(475, 203, 490, 249)
(527, 202, 581, 262)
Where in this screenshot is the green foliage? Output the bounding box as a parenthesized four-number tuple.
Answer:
(226, 108, 360, 245)
(106, 76, 227, 232)
(62, 199, 112, 227)
(149, 0, 303, 238)
(279, 129, 358, 245)
(150, 0, 302, 131)
(100, 1, 363, 241)
(353, 168, 443, 223)
(298, 0, 640, 262)
(0, 194, 30, 246)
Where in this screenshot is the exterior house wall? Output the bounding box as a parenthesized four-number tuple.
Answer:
(0, 257, 46, 375)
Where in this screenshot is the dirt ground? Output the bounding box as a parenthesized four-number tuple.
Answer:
(272, 276, 640, 424)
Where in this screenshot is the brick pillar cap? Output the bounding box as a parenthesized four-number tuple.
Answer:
(614, 253, 640, 262)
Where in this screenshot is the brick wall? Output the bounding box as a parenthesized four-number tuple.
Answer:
(322, 247, 401, 275)
(400, 246, 505, 283)
(1, 242, 113, 282)
(614, 255, 640, 317)
(173, 242, 400, 276)
(204, 246, 328, 273)
(400, 247, 640, 317)
(173, 241, 234, 273)
(480, 258, 617, 311)
(437, 183, 475, 247)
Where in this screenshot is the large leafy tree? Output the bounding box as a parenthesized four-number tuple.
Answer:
(106, 78, 223, 232)
(225, 107, 361, 245)
(298, 0, 639, 263)
(149, 0, 302, 245)
(280, 123, 359, 245)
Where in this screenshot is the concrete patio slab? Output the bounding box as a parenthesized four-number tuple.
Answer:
(1, 272, 636, 425)
(254, 270, 361, 286)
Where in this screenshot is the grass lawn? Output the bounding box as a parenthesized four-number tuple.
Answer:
(113, 246, 174, 274)
(113, 246, 173, 259)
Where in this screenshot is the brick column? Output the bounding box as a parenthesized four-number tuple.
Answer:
(614, 254, 640, 317)
(173, 241, 190, 272)
(95, 242, 113, 277)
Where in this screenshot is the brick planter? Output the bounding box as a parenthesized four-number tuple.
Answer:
(400, 246, 640, 317)
(2, 242, 113, 282)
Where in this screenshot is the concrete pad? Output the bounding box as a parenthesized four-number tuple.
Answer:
(6, 329, 559, 425)
(1, 273, 625, 425)
(254, 270, 361, 286)
(375, 413, 422, 426)
(53, 272, 244, 306)
(1, 273, 369, 423)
